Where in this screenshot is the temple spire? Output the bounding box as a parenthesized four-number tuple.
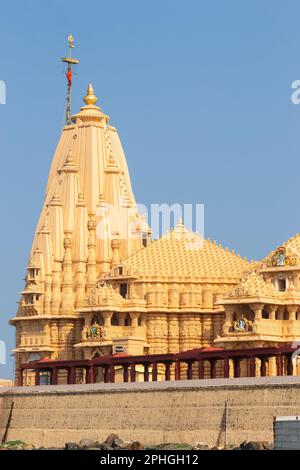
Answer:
(61, 34, 79, 125)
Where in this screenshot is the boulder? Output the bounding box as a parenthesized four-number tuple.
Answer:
(65, 442, 79, 450)
(243, 441, 266, 451)
(124, 441, 144, 450)
(78, 438, 98, 449)
(103, 433, 124, 449)
(239, 440, 247, 449)
(97, 443, 114, 450)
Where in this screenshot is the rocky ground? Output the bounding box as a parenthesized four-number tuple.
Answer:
(0, 434, 274, 450)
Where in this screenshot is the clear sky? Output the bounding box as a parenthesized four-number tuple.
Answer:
(1, 0, 300, 378)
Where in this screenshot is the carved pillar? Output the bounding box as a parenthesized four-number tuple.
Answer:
(202, 284, 213, 309)
(110, 239, 120, 268)
(129, 312, 140, 328)
(50, 320, 59, 359)
(277, 307, 284, 320)
(147, 313, 168, 354)
(43, 321, 51, 347)
(250, 303, 264, 321)
(102, 312, 112, 328)
(255, 357, 261, 376)
(60, 237, 74, 315)
(268, 356, 277, 377)
(179, 313, 192, 351)
(44, 273, 52, 316)
(75, 261, 86, 309)
(168, 313, 179, 353)
(86, 216, 97, 293)
(51, 260, 62, 315)
(168, 286, 179, 309)
(201, 314, 214, 347)
(267, 304, 277, 321)
(287, 305, 297, 321)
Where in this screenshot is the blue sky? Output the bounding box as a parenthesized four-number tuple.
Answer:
(1, 0, 300, 377)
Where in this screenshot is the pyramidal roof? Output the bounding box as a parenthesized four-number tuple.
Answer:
(124, 220, 252, 280)
(29, 84, 148, 280)
(227, 270, 279, 300)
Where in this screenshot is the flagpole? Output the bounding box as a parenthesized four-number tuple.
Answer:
(61, 35, 79, 125)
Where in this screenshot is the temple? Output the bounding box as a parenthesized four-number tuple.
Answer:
(10, 82, 300, 385)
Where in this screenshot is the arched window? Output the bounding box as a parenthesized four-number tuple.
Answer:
(111, 313, 119, 326)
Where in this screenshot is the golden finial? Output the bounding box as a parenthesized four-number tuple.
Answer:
(84, 84, 98, 106)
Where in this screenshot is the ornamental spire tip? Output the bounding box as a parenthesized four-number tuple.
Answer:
(83, 83, 98, 106)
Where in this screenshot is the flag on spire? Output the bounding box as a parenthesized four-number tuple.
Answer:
(61, 34, 79, 124)
(66, 68, 72, 87)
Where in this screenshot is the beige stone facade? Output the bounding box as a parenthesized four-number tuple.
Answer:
(10, 85, 300, 384)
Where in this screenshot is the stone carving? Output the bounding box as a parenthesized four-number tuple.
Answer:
(82, 322, 105, 342)
(269, 246, 297, 268)
(85, 283, 123, 307)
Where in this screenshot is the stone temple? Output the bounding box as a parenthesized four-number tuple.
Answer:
(10, 84, 300, 385)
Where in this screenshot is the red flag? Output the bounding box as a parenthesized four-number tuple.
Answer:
(66, 68, 72, 87)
